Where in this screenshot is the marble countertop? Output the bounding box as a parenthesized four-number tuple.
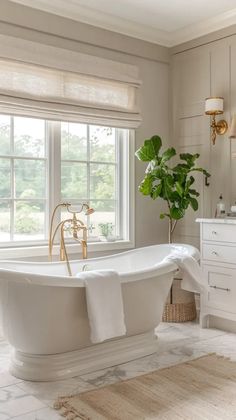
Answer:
(196, 218, 236, 224)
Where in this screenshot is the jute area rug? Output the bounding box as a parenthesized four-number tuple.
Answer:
(54, 354, 236, 420)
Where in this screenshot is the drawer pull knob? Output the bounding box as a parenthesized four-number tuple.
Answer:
(212, 231, 217, 235)
(210, 285, 231, 292)
(212, 251, 218, 256)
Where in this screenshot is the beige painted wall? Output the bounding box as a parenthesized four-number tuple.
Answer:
(2, 1, 236, 255)
(0, 1, 171, 257)
(171, 33, 236, 247)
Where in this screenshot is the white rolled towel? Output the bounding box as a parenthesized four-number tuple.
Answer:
(164, 251, 205, 293)
(77, 269, 126, 343)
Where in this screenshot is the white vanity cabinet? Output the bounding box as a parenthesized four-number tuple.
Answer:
(197, 218, 236, 330)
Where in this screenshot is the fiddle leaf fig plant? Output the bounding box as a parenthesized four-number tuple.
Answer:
(135, 135, 210, 243)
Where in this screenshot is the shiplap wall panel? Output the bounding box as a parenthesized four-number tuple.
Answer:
(171, 35, 236, 246)
(210, 41, 231, 215)
(172, 49, 211, 247)
(230, 37, 236, 204)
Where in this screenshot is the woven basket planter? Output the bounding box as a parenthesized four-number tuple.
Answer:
(162, 278, 197, 323)
(162, 301, 197, 323)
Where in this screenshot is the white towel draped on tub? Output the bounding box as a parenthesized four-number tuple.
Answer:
(164, 251, 204, 293)
(77, 270, 126, 343)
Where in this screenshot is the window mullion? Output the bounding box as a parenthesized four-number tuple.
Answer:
(116, 129, 121, 239)
(48, 121, 61, 241)
(10, 117, 14, 241)
(87, 125, 90, 230)
(44, 121, 49, 240)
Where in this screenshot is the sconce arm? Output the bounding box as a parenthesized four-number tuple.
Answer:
(210, 115, 228, 145)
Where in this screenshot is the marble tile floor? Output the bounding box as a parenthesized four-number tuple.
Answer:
(0, 322, 235, 419)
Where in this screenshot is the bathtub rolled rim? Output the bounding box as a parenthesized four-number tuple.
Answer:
(0, 243, 199, 287)
(0, 261, 177, 287)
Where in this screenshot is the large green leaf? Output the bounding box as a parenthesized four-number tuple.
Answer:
(180, 153, 200, 168)
(152, 167, 164, 178)
(188, 176, 195, 186)
(169, 191, 181, 202)
(181, 197, 190, 209)
(174, 173, 186, 186)
(138, 174, 153, 195)
(170, 207, 185, 220)
(135, 135, 162, 161)
(166, 174, 175, 187)
(190, 197, 198, 211)
(151, 183, 162, 199)
(172, 163, 190, 172)
(149, 135, 162, 156)
(185, 178, 192, 192)
(162, 177, 174, 199)
(189, 189, 200, 197)
(145, 159, 159, 173)
(161, 147, 176, 163)
(175, 181, 184, 197)
(180, 153, 199, 161)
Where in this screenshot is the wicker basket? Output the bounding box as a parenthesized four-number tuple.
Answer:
(162, 302, 197, 322)
(162, 278, 197, 323)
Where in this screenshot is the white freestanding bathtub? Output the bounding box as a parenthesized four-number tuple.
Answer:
(0, 243, 199, 381)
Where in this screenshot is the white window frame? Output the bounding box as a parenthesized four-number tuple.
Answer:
(0, 118, 135, 259)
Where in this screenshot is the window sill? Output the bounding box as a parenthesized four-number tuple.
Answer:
(0, 239, 135, 260)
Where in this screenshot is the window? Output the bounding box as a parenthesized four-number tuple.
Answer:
(0, 114, 133, 251)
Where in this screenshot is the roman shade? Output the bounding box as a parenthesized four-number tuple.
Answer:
(0, 35, 142, 128)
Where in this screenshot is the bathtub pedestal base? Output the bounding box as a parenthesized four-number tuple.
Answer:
(9, 331, 159, 382)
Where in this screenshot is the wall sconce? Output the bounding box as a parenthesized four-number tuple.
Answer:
(205, 97, 228, 145)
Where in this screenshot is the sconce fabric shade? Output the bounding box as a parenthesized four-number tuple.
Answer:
(205, 97, 224, 115)
(229, 115, 236, 138)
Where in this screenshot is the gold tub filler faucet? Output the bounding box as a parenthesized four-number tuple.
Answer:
(48, 202, 95, 276)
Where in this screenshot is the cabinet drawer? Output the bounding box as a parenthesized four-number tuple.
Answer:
(202, 243, 236, 264)
(202, 265, 236, 313)
(202, 223, 236, 243)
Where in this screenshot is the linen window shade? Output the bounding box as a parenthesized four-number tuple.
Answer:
(0, 36, 142, 128)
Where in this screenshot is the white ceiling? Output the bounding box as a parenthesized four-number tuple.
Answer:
(10, 0, 236, 46)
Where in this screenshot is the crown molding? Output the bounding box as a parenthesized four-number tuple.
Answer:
(171, 8, 236, 46)
(8, 0, 172, 46)
(8, 0, 236, 47)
